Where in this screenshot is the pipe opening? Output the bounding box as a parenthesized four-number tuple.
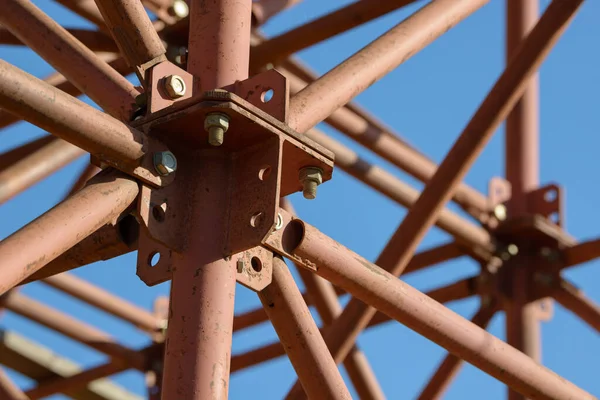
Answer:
(282, 219, 305, 254)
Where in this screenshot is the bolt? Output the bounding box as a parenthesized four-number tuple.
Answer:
(275, 213, 283, 230)
(507, 244, 519, 256)
(236, 259, 244, 273)
(493, 204, 507, 221)
(153, 151, 177, 176)
(163, 75, 186, 99)
(204, 113, 230, 146)
(168, 0, 189, 18)
(299, 167, 323, 200)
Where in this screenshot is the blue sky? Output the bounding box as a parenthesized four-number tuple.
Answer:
(1, 0, 599, 398)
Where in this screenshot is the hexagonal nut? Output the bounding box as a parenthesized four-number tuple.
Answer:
(204, 113, 230, 132)
(153, 151, 177, 176)
(168, 0, 189, 18)
(163, 75, 186, 98)
(299, 167, 323, 184)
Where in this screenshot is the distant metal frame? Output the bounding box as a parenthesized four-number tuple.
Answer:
(0, 0, 597, 399)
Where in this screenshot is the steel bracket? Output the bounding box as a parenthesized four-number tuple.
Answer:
(132, 67, 334, 289)
(526, 183, 564, 227)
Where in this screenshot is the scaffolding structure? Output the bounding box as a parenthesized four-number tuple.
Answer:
(0, 0, 598, 399)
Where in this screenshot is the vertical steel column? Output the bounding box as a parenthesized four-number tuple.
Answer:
(504, 3, 541, 400)
(160, 1, 252, 399)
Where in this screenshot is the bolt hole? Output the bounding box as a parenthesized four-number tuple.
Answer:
(258, 165, 272, 181)
(544, 190, 557, 203)
(148, 252, 161, 267)
(250, 212, 263, 228)
(251, 257, 262, 272)
(261, 88, 274, 103)
(152, 204, 166, 222)
(549, 212, 559, 223)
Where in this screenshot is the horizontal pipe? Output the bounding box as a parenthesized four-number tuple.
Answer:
(229, 278, 478, 373)
(94, 0, 166, 68)
(562, 239, 600, 269)
(0, 0, 137, 120)
(23, 216, 139, 283)
(305, 128, 493, 251)
(65, 163, 102, 197)
(258, 257, 351, 399)
(0, 53, 127, 131)
(24, 344, 160, 399)
(552, 279, 600, 334)
(284, 219, 594, 400)
(25, 361, 127, 400)
(251, 0, 418, 68)
(251, 0, 302, 26)
(0, 27, 118, 52)
(283, 68, 490, 222)
(0, 368, 28, 400)
(42, 273, 162, 334)
(0, 138, 85, 205)
(288, 0, 488, 133)
(0, 291, 145, 369)
(0, 169, 139, 294)
(54, 0, 108, 30)
(0, 60, 146, 166)
(0, 136, 55, 172)
(417, 304, 497, 400)
(285, 274, 480, 397)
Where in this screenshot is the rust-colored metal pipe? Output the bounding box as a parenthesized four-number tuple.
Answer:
(160, 1, 253, 398)
(26, 362, 126, 400)
(54, 0, 108, 31)
(306, 128, 493, 252)
(504, 4, 543, 397)
(417, 304, 497, 400)
(231, 277, 481, 374)
(251, 0, 418, 69)
(65, 163, 102, 197)
(282, 219, 594, 400)
(0, 0, 137, 120)
(42, 273, 162, 334)
(0, 138, 85, 205)
(0, 169, 139, 295)
(93, 0, 166, 68)
(0, 53, 127, 131)
(285, 274, 482, 397)
(252, 0, 302, 26)
(1, 27, 119, 53)
(562, 239, 600, 269)
(0, 368, 28, 400)
(0, 136, 56, 172)
(24, 216, 139, 283)
(296, 0, 583, 383)
(283, 69, 490, 222)
(25, 344, 160, 399)
(258, 256, 351, 399)
(0, 61, 145, 167)
(552, 279, 600, 334)
(282, 199, 385, 400)
(371, 0, 584, 286)
(288, 0, 488, 134)
(187, 0, 252, 90)
(0, 292, 145, 369)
